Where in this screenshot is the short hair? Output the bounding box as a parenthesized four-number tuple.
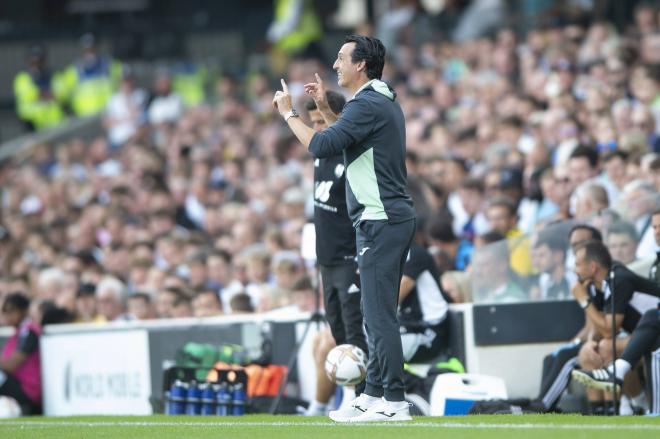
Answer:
(304, 90, 346, 115)
(602, 150, 629, 164)
(459, 177, 485, 193)
(607, 221, 638, 242)
(428, 219, 457, 243)
(291, 276, 314, 292)
(569, 224, 603, 242)
(2, 293, 30, 313)
(487, 195, 518, 217)
(479, 230, 507, 245)
(651, 207, 660, 219)
(575, 240, 612, 270)
(344, 35, 386, 80)
(97, 276, 127, 302)
(534, 232, 566, 253)
(229, 293, 254, 313)
(128, 292, 152, 304)
(575, 182, 609, 207)
(569, 145, 599, 169)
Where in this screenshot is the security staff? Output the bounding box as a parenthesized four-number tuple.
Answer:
(13, 45, 65, 131)
(59, 34, 122, 117)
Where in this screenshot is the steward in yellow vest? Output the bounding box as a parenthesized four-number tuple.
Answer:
(13, 45, 65, 131)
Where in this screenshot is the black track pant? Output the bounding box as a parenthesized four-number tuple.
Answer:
(537, 342, 582, 410)
(357, 218, 415, 402)
(321, 262, 368, 354)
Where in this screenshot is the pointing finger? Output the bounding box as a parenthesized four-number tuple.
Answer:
(315, 73, 323, 84)
(281, 78, 289, 93)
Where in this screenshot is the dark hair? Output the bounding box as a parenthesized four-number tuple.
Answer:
(569, 145, 599, 169)
(305, 90, 346, 115)
(576, 240, 612, 270)
(487, 195, 518, 217)
(569, 224, 603, 242)
(292, 276, 314, 292)
(344, 35, 386, 80)
(479, 231, 507, 245)
(534, 231, 566, 254)
(42, 306, 74, 326)
(2, 293, 30, 313)
(607, 221, 638, 242)
(460, 177, 485, 193)
(128, 292, 152, 304)
(602, 150, 629, 163)
(428, 219, 457, 243)
(229, 293, 254, 313)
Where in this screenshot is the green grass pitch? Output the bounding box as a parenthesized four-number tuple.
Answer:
(1, 414, 659, 439)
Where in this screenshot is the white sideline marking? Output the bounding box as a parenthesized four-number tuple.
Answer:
(0, 421, 659, 430)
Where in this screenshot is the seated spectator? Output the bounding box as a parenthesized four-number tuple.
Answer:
(472, 238, 526, 303)
(428, 218, 473, 271)
(127, 292, 156, 320)
(74, 283, 105, 323)
(606, 221, 639, 265)
(192, 288, 223, 317)
(171, 294, 193, 318)
(0, 293, 41, 415)
(96, 276, 128, 322)
(229, 293, 254, 314)
(532, 232, 576, 300)
(485, 195, 534, 278)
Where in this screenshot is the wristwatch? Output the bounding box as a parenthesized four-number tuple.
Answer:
(284, 109, 300, 122)
(578, 296, 592, 310)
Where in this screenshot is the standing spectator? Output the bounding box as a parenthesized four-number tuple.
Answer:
(104, 69, 147, 149)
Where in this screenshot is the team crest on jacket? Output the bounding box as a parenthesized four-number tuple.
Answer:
(334, 164, 345, 178)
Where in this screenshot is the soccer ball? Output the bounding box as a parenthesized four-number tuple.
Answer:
(324, 344, 367, 386)
(0, 396, 21, 418)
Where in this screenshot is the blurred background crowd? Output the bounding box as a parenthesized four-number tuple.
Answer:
(0, 0, 659, 328)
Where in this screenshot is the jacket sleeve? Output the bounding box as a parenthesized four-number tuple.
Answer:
(308, 97, 373, 158)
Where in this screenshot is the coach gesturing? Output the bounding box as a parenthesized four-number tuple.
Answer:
(273, 35, 416, 423)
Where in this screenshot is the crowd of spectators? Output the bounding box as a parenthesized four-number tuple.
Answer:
(1, 3, 660, 330)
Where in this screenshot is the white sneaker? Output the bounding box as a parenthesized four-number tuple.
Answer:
(348, 398, 412, 423)
(329, 393, 379, 423)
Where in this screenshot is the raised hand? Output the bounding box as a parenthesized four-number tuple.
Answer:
(304, 73, 328, 107)
(272, 78, 293, 115)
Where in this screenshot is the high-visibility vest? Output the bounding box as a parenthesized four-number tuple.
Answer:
(13, 71, 65, 130)
(60, 58, 122, 117)
(274, 0, 322, 54)
(173, 66, 207, 107)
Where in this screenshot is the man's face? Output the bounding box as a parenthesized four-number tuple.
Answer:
(533, 244, 557, 274)
(486, 205, 515, 234)
(568, 157, 596, 186)
(574, 248, 595, 283)
(652, 213, 660, 246)
(308, 109, 326, 132)
(333, 42, 360, 88)
(606, 233, 637, 264)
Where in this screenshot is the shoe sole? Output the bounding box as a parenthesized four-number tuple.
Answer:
(572, 370, 621, 393)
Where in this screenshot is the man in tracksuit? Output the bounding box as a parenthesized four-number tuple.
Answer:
(273, 34, 416, 422)
(304, 89, 368, 416)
